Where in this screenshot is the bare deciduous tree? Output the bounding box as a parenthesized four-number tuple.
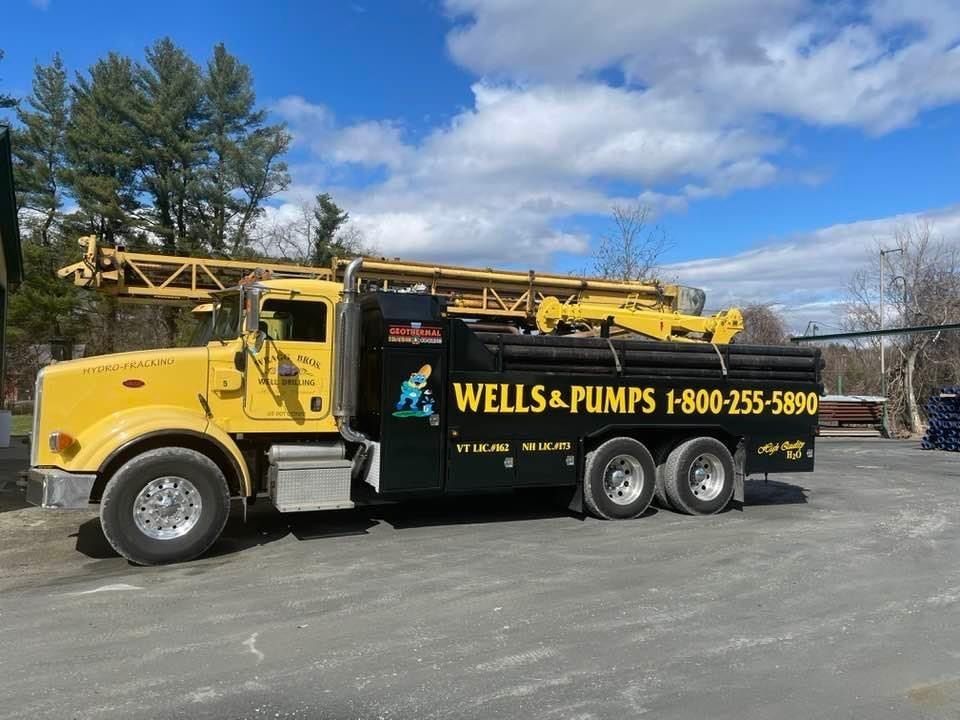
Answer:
(592, 202, 670, 281)
(253, 198, 316, 263)
(737, 304, 790, 345)
(846, 222, 960, 434)
(253, 196, 372, 266)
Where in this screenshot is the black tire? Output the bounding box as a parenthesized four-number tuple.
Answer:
(653, 443, 676, 511)
(662, 437, 735, 515)
(100, 447, 231, 565)
(583, 437, 656, 520)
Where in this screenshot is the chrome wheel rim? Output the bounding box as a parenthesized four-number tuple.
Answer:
(689, 454, 725, 501)
(133, 477, 202, 540)
(602, 454, 644, 505)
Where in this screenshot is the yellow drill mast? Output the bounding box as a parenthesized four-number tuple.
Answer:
(58, 236, 742, 343)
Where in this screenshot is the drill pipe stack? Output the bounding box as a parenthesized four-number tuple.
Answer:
(477, 333, 823, 385)
(921, 389, 960, 451)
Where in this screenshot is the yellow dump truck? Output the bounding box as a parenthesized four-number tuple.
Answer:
(28, 256, 820, 565)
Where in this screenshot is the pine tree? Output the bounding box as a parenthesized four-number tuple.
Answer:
(0, 50, 16, 110)
(13, 54, 69, 245)
(137, 38, 204, 255)
(64, 53, 143, 246)
(63, 53, 146, 354)
(197, 43, 290, 256)
(7, 55, 88, 375)
(311, 193, 351, 265)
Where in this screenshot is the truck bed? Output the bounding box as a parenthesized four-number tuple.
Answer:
(476, 332, 822, 385)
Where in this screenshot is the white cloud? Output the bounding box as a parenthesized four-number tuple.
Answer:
(329, 121, 412, 170)
(274, 83, 779, 266)
(665, 203, 960, 329)
(446, 0, 802, 84)
(269, 1, 960, 298)
(446, 0, 960, 133)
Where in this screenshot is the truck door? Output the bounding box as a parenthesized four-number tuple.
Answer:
(377, 338, 445, 492)
(243, 295, 333, 424)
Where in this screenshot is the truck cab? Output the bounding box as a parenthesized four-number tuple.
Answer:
(28, 276, 348, 563)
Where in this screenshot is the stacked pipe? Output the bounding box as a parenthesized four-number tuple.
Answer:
(476, 333, 823, 385)
(921, 389, 960, 451)
(817, 396, 885, 436)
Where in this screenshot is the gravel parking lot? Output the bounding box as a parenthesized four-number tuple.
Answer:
(2, 438, 960, 719)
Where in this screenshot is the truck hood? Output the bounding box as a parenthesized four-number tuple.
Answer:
(41, 346, 207, 380)
(34, 346, 211, 469)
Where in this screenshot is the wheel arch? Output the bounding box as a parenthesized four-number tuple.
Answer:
(91, 430, 249, 502)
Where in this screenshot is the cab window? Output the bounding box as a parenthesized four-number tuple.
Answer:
(211, 293, 241, 341)
(261, 299, 327, 342)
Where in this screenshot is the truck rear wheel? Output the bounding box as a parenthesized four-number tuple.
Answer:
(662, 437, 734, 515)
(583, 437, 656, 520)
(654, 471, 675, 511)
(100, 447, 231, 565)
(653, 444, 675, 511)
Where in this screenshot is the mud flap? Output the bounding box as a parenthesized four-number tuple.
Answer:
(733, 442, 746, 507)
(567, 484, 583, 514)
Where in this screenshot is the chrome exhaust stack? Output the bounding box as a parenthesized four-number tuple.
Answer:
(333, 257, 363, 429)
(333, 258, 380, 487)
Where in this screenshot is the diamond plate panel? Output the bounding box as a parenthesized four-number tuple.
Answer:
(270, 461, 353, 512)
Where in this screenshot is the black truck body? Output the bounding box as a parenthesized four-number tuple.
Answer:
(355, 293, 822, 504)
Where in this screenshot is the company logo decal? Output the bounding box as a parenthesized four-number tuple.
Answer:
(393, 364, 437, 418)
(757, 439, 808, 461)
(387, 323, 443, 345)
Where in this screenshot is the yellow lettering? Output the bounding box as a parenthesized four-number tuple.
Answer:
(483, 383, 499, 413)
(530, 385, 547, 412)
(642, 387, 656, 413)
(519, 440, 573, 452)
(605, 386, 626, 414)
(570, 386, 586, 413)
(499, 383, 515, 413)
(453, 383, 482, 412)
(515, 384, 529, 413)
(586, 386, 603, 413)
(627, 387, 643, 413)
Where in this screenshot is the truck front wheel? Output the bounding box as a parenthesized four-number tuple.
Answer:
(662, 437, 734, 515)
(583, 437, 656, 520)
(100, 447, 231, 565)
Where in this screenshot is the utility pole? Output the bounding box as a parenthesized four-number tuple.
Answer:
(879, 246, 903, 398)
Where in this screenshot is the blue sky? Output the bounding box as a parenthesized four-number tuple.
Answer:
(3, 0, 960, 328)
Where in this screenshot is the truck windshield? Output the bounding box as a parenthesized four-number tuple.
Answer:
(188, 314, 213, 346)
(212, 293, 241, 341)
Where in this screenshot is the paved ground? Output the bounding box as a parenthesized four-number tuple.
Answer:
(2, 438, 960, 719)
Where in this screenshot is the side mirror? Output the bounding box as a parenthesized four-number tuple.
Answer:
(243, 287, 261, 333)
(243, 287, 266, 355)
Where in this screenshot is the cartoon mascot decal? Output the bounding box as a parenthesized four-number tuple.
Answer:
(393, 364, 435, 418)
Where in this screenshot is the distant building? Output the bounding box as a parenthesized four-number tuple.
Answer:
(0, 127, 25, 400)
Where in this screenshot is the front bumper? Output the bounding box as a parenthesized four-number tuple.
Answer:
(26, 468, 97, 509)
